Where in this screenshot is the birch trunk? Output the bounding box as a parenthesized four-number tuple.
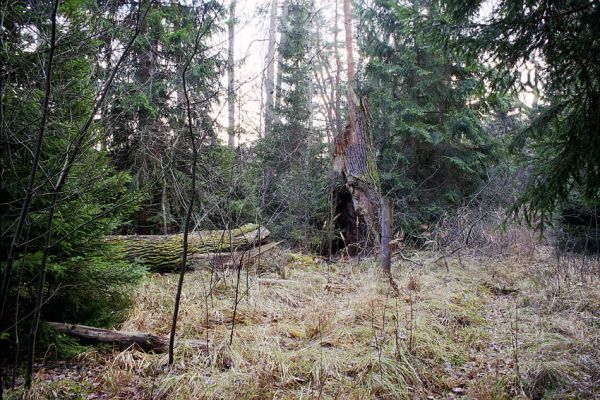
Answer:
(274, 0, 289, 112)
(263, 0, 278, 136)
(307, 0, 314, 132)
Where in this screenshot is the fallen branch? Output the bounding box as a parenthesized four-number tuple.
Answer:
(392, 251, 422, 266)
(46, 322, 208, 353)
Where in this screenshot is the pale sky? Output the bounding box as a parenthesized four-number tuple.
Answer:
(212, 0, 342, 144)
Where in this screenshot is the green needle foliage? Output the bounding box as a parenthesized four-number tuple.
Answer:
(357, 0, 497, 234)
(254, 0, 329, 249)
(1, 0, 145, 359)
(436, 0, 600, 226)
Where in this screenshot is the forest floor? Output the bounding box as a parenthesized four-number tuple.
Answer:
(12, 242, 600, 399)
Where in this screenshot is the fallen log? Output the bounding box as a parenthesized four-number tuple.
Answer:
(46, 322, 208, 353)
(107, 224, 270, 272)
(189, 241, 282, 269)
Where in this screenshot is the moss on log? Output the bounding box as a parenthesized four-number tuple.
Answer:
(107, 224, 270, 272)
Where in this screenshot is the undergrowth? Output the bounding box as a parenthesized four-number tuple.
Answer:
(7, 241, 600, 399)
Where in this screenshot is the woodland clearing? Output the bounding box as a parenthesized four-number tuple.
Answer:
(11, 235, 600, 399)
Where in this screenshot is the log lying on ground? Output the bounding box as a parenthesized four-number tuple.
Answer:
(107, 224, 270, 272)
(189, 241, 282, 269)
(46, 322, 208, 353)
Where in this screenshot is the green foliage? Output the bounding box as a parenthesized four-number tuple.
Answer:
(253, 0, 329, 249)
(437, 0, 600, 225)
(102, 1, 225, 234)
(0, 0, 146, 361)
(357, 0, 496, 234)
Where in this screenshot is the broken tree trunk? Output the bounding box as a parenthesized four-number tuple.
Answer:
(332, 93, 381, 250)
(333, 0, 380, 253)
(46, 322, 208, 353)
(107, 224, 270, 272)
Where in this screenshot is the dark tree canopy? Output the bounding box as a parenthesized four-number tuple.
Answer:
(437, 0, 600, 224)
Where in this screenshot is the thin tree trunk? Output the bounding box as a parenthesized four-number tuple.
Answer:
(343, 0, 355, 89)
(227, 0, 236, 148)
(161, 170, 169, 234)
(307, 0, 314, 132)
(334, 0, 343, 136)
(168, 17, 211, 365)
(24, 3, 151, 387)
(274, 0, 289, 113)
(380, 197, 393, 273)
(263, 0, 278, 136)
(0, 0, 59, 322)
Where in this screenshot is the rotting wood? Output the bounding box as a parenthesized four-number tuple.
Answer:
(332, 0, 381, 253)
(106, 224, 270, 272)
(46, 322, 208, 353)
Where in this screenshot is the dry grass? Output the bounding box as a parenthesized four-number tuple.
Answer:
(9, 240, 600, 399)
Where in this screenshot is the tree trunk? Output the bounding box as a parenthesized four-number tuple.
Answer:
(227, 0, 236, 148)
(380, 197, 393, 272)
(274, 0, 289, 113)
(46, 322, 208, 353)
(107, 224, 270, 272)
(168, 17, 215, 363)
(333, 0, 381, 252)
(264, 0, 278, 136)
(307, 0, 314, 132)
(334, 0, 343, 137)
(189, 240, 281, 269)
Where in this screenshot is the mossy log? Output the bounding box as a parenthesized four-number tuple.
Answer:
(189, 241, 282, 269)
(107, 224, 270, 272)
(46, 322, 207, 353)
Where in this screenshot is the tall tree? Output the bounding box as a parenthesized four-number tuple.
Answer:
(332, 0, 381, 251)
(102, 1, 224, 234)
(263, 0, 278, 136)
(255, 0, 328, 247)
(274, 0, 289, 113)
(358, 0, 494, 234)
(439, 0, 600, 224)
(0, 0, 146, 387)
(0, 0, 59, 320)
(227, 0, 236, 148)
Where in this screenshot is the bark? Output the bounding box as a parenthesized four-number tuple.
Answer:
(380, 197, 393, 273)
(307, 0, 314, 132)
(263, 0, 278, 135)
(333, 0, 381, 252)
(227, 0, 236, 148)
(46, 322, 208, 353)
(333, 0, 343, 136)
(189, 240, 281, 269)
(108, 224, 270, 272)
(274, 0, 289, 113)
